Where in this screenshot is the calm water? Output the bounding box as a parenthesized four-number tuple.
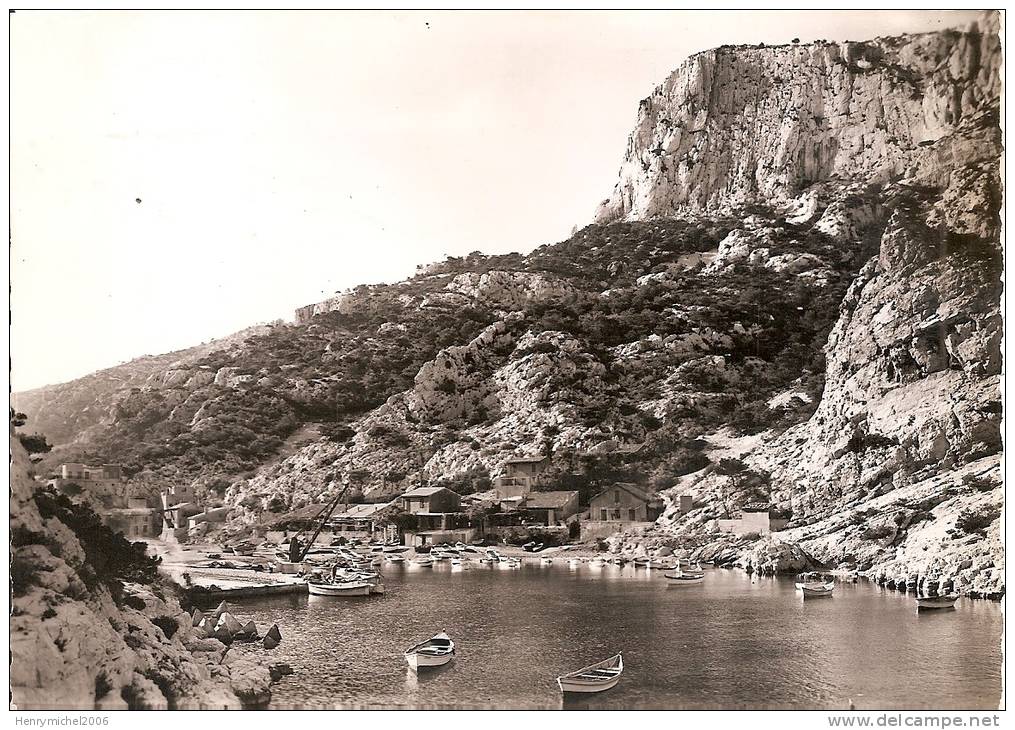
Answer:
(222, 562, 1002, 710)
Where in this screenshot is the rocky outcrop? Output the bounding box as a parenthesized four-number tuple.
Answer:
(9, 436, 281, 709)
(595, 14, 1000, 222)
(445, 271, 585, 310)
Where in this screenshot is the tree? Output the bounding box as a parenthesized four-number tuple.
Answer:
(17, 432, 52, 455)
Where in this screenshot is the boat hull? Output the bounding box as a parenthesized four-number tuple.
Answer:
(556, 653, 623, 694)
(405, 651, 454, 670)
(558, 674, 621, 694)
(307, 582, 372, 597)
(917, 595, 959, 610)
(664, 572, 704, 584)
(801, 586, 834, 598)
(404, 632, 455, 671)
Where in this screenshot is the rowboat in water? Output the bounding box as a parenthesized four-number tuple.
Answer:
(795, 572, 833, 590)
(801, 582, 835, 598)
(307, 581, 372, 597)
(385, 554, 405, 563)
(556, 653, 623, 694)
(588, 557, 607, 568)
(917, 593, 959, 610)
(404, 632, 455, 671)
(412, 557, 434, 567)
(540, 557, 554, 565)
(664, 568, 704, 584)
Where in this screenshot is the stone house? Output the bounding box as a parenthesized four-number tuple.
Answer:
(398, 486, 462, 514)
(493, 455, 551, 498)
(522, 490, 580, 525)
(588, 483, 663, 523)
(716, 502, 788, 536)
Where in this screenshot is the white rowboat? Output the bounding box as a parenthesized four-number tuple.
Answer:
(556, 653, 623, 694)
(801, 583, 835, 598)
(404, 632, 455, 671)
(307, 581, 372, 597)
(664, 570, 704, 584)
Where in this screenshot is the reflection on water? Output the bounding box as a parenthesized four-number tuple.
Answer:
(228, 562, 1002, 710)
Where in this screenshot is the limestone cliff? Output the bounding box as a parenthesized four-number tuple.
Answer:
(621, 14, 1002, 595)
(595, 15, 1000, 221)
(10, 435, 276, 709)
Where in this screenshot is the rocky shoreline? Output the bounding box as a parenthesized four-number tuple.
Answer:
(10, 436, 291, 710)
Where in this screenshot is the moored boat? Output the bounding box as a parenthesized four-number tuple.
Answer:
(664, 569, 704, 584)
(588, 557, 607, 568)
(540, 557, 554, 565)
(801, 582, 835, 598)
(557, 653, 623, 694)
(917, 593, 959, 610)
(385, 554, 405, 563)
(307, 580, 372, 597)
(404, 632, 455, 671)
(412, 557, 434, 567)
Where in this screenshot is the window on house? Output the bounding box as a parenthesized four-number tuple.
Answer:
(612, 509, 621, 520)
(614, 491, 620, 503)
(600, 508, 607, 521)
(628, 508, 636, 521)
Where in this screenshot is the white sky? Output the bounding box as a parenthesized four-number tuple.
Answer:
(10, 10, 982, 391)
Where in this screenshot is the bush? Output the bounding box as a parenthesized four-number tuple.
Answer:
(956, 506, 1000, 534)
(860, 524, 894, 541)
(31, 487, 161, 602)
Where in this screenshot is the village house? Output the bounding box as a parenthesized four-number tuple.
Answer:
(325, 501, 392, 537)
(49, 463, 129, 507)
(50, 463, 162, 538)
(398, 486, 472, 547)
(399, 486, 462, 514)
(493, 455, 551, 498)
(716, 502, 788, 537)
(520, 490, 580, 525)
(588, 483, 663, 524)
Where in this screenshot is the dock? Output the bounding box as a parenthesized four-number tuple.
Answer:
(190, 581, 308, 601)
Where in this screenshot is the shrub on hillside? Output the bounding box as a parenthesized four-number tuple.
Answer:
(30, 487, 161, 603)
(956, 505, 1000, 534)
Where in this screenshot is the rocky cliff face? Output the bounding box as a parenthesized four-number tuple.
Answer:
(616, 14, 1002, 594)
(9, 436, 278, 709)
(595, 15, 999, 222)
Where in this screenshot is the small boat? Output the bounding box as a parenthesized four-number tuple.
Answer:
(506, 558, 521, 568)
(589, 557, 606, 568)
(917, 593, 959, 610)
(385, 554, 406, 563)
(451, 558, 463, 567)
(801, 583, 835, 599)
(681, 563, 705, 578)
(412, 557, 434, 567)
(556, 653, 623, 694)
(540, 557, 554, 565)
(307, 581, 372, 597)
(568, 558, 581, 567)
(523, 542, 545, 553)
(404, 632, 455, 671)
(478, 556, 498, 564)
(664, 569, 704, 584)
